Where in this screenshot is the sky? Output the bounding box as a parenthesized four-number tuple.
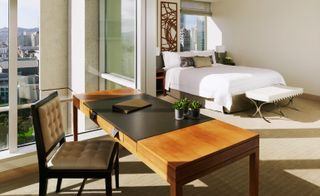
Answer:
(0, 0, 39, 28)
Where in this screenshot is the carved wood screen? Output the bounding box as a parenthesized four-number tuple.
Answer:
(160, 2, 178, 52)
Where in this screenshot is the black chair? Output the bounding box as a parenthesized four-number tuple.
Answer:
(31, 91, 119, 195)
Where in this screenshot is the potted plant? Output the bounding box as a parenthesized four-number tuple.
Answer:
(180, 98, 190, 117)
(223, 56, 235, 65)
(188, 100, 202, 119)
(173, 98, 188, 120)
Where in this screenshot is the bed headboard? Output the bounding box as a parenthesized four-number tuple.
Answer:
(156, 55, 164, 70)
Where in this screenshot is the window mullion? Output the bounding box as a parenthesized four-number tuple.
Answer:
(8, 0, 18, 153)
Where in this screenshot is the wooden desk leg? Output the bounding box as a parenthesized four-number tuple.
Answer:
(250, 149, 259, 196)
(73, 104, 78, 141)
(170, 182, 182, 196)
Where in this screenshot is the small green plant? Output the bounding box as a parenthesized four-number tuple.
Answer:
(180, 98, 189, 109)
(223, 56, 235, 65)
(173, 98, 189, 110)
(189, 100, 202, 110)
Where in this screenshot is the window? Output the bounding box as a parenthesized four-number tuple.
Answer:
(0, 0, 9, 151)
(180, 14, 207, 52)
(17, 0, 40, 146)
(0, 0, 40, 152)
(179, 0, 212, 52)
(102, 0, 137, 89)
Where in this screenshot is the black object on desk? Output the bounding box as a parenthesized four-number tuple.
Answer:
(84, 94, 212, 141)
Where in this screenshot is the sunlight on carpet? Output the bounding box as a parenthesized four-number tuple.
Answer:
(285, 169, 320, 187)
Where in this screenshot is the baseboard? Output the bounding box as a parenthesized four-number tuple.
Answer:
(0, 164, 38, 184)
(301, 93, 320, 102)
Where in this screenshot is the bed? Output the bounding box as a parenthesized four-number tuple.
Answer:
(164, 63, 286, 113)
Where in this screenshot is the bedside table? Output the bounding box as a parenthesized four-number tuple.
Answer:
(223, 62, 236, 66)
(156, 68, 166, 96)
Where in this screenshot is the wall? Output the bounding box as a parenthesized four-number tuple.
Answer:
(85, 0, 99, 92)
(146, 0, 157, 96)
(212, 0, 320, 96)
(40, 0, 69, 92)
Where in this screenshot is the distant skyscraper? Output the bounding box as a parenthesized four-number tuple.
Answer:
(31, 31, 39, 47)
(196, 17, 205, 51)
(18, 32, 32, 47)
(180, 27, 191, 51)
(190, 27, 197, 50)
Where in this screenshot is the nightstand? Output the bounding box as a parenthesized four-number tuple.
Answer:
(156, 68, 166, 96)
(223, 62, 236, 66)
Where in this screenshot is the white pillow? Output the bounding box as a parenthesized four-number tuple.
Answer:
(192, 50, 216, 64)
(162, 51, 181, 70)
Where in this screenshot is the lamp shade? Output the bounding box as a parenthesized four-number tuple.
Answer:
(216, 45, 226, 53)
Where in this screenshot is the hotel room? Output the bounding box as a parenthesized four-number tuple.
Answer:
(0, 0, 319, 195)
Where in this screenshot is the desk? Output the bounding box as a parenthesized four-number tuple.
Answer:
(73, 89, 259, 196)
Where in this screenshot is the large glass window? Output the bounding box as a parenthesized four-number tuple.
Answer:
(17, 0, 39, 146)
(180, 14, 206, 52)
(0, 0, 9, 151)
(105, 0, 136, 84)
(0, 0, 40, 150)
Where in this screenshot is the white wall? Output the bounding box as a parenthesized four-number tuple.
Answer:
(212, 0, 320, 96)
(145, 0, 157, 96)
(70, 0, 85, 94)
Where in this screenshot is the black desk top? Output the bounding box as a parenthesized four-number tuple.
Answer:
(85, 94, 212, 141)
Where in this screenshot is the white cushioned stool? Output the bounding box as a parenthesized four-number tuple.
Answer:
(245, 85, 303, 123)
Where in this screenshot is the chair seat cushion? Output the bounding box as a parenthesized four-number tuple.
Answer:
(48, 139, 116, 170)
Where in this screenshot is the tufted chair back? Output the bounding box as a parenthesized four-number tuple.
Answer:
(31, 91, 66, 166)
(38, 95, 65, 153)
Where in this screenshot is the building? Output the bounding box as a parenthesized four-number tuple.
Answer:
(180, 27, 191, 51)
(196, 17, 205, 51)
(0, 73, 8, 105)
(31, 31, 39, 47)
(0, 43, 8, 59)
(0, 59, 39, 105)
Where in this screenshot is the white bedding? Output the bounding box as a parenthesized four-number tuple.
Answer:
(165, 64, 286, 110)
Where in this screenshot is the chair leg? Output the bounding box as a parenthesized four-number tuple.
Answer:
(56, 178, 62, 193)
(105, 175, 112, 196)
(39, 175, 48, 196)
(115, 154, 120, 188)
(77, 178, 87, 196)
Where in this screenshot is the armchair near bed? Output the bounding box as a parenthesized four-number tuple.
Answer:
(158, 50, 286, 113)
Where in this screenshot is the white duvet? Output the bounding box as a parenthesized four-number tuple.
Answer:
(165, 64, 286, 110)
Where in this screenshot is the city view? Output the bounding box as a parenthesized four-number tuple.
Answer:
(0, 0, 40, 150)
(180, 14, 206, 51)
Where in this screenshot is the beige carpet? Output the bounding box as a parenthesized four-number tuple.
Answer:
(1, 97, 320, 196)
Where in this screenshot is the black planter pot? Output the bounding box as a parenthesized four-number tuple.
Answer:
(175, 109, 184, 120)
(188, 108, 200, 119)
(183, 108, 189, 117)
